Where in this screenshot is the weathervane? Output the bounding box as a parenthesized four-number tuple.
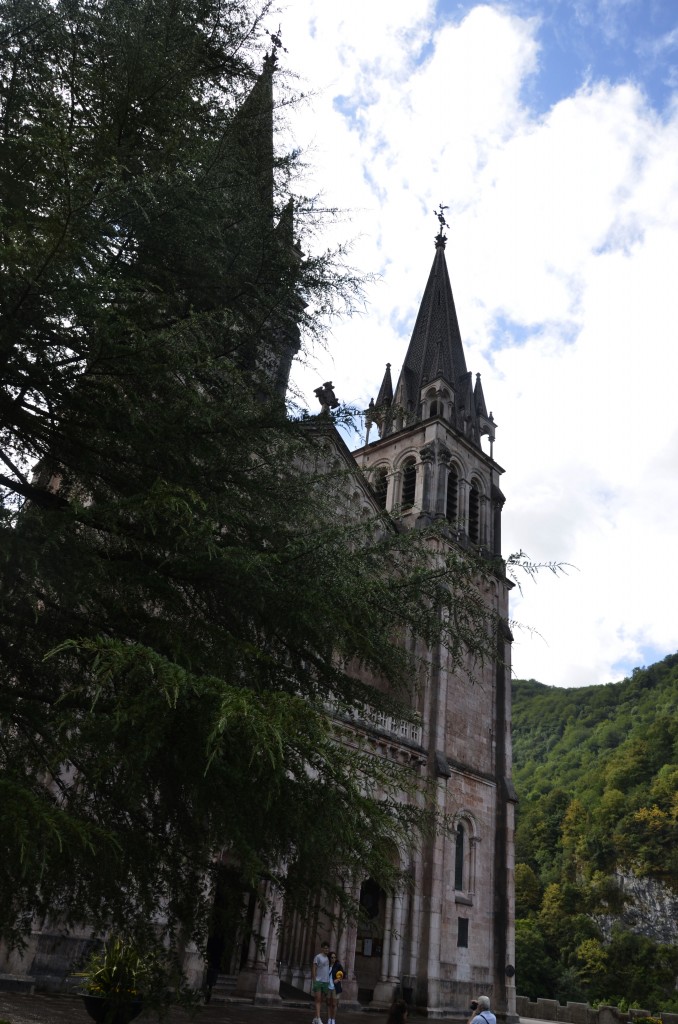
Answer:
(434, 203, 449, 231)
(434, 203, 449, 248)
(269, 25, 288, 56)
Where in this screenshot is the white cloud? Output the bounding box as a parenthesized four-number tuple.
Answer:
(280, 1, 678, 686)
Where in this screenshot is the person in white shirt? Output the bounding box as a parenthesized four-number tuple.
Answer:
(312, 941, 331, 1024)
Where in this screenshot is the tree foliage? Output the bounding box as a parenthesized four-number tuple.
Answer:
(0, 0, 516, 953)
(512, 656, 678, 1009)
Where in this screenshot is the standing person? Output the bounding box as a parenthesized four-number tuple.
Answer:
(386, 999, 409, 1024)
(328, 950, 345, 1024)
(312, 941, 331, 1024)
(468, 995, 496, 1024)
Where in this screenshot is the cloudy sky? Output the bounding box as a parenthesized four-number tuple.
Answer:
(277, 0, 678, 689)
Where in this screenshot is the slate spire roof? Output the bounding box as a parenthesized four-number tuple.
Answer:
(394, 227, 468, 414)
(375, 361, 393, 408)
(233, 50, 276, 217)
(369, 214, 496, 451)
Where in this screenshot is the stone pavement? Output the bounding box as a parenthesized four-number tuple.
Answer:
(0, 992, 547, 1024)
(0, 993, 388, 1024)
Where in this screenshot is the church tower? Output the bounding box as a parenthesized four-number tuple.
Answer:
(352, 209, 517, 1020)
(224, 47, 302, 402)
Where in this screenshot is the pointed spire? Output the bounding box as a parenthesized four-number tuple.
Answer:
(228, 55, 303, 402)
(275, 196, 303, 262)
(391, 213, 468, 417)
(276, 195, 294, 246)
(375, 362, 393, 409)
(474, 372, 488, 418)
(370, 362, 393, 437)
(233, 53, 276, 218)
(474, 372, 496, 445)
(368, 207, 497, 454)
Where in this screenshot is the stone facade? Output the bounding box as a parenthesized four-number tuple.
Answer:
(264, 226, 517, 1020)
(0, 64, 517, 1023)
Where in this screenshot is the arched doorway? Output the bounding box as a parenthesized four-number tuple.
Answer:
(355, 878, 386, 1003)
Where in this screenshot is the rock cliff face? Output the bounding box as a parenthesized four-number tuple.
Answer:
(596, 871, 678, 945)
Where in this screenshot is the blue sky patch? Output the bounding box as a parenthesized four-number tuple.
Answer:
(435, 0, 678, 115)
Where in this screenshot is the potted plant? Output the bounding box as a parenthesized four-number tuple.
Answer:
(75, 934, 199, 1023)
(76, 937, 148, 1024)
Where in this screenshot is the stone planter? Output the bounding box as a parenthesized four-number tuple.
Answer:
(82, 993, 143, 1024)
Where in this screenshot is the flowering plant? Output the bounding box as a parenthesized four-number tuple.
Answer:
(75, 935, 199, 1022)
(77, 936, 152, 998)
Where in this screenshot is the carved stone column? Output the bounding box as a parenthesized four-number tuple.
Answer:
(371, 893, 397, 1008)
(406, 853, 423, 980)
(419, 444, 435, 518)
(338, 879, 361, 1011)
(493, 485, 505, 556)
(435, 443, 451, 518)
(245, 899, 264, 969)
(387, 889, 405, 983)
(253, 888, 284, 1004)
(392, 468, 403, 512)
(480, 492, 488, 548)
(235, 883, 282, 1003)
(458, 478, 468, 534)
(290, 913, 308, 991)
(469, 836, 481, 896)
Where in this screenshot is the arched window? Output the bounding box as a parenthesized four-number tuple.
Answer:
(374, 468, 388, 510)
(356, 877, 386, 961)
(468, 484, 480, 544)
(446, 465, 458, 524)
(401, 458, 416, 509)
(359, 878, 382, 920)
(455, 822, 465, 891)
(429, 400, 439, 417)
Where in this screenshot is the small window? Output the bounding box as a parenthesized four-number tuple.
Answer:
(446, 465, 458, 524)
(469, 484, 480, 544)
(374, 468, 388, 510)
(401, 458, 416, 509)
(455, 822, 465, 890)
(359, 878, 382, 920)
(457, 918, 469, 948)
(430, 401, 439, 417)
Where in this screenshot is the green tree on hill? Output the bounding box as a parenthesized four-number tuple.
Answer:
(512, 657, 678, 1010)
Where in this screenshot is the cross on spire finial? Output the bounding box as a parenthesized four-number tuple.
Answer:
(434, 203, 449, 248)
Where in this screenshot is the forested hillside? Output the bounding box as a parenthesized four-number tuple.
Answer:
(511, 654, 678, 1010)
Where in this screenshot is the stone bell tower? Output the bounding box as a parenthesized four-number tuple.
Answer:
(352, 207, 517, 1020)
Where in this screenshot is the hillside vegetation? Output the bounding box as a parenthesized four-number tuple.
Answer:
(512, 654, 678, 1010)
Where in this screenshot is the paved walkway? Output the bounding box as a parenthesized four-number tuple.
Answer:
(0, 993, 386, 1024)
(0, 992, 551, 1024)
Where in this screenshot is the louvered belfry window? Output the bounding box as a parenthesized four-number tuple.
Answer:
(469, 484, 480, 543)
(446, 465, 458, 523)
(401, 458, 416, 509)
(374, 468, 388, 510)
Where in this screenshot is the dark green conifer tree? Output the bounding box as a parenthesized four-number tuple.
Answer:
(0, 0, 515, 950)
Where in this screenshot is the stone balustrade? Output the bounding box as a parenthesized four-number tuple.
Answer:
(517, 995, 678, 1024)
